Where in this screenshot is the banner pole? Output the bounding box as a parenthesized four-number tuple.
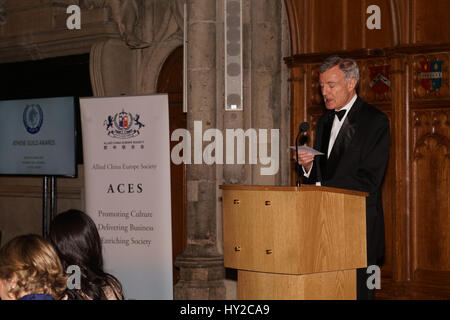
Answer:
(50, 176, 56, 226)
(42, 176, 48, 238)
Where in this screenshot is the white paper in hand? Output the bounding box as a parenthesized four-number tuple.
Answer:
(289, 145, 324, 156)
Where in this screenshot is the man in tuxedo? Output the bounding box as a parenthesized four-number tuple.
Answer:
(295, 56, 390, 300)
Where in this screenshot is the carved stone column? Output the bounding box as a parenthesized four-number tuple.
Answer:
(173, 0, 226, 300)
(249, 0, 284, 186)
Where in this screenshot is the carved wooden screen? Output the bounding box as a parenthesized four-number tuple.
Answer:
(285, 0, 450, 299)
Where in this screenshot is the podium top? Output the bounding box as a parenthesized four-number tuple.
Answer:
(219, 185, 368, 197)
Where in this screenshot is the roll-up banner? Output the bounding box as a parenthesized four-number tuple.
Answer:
(80, 94, 173, 300)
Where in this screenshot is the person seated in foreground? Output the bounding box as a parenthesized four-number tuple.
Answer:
(0, 234, 67, 300)
(49, 209, 124, 300)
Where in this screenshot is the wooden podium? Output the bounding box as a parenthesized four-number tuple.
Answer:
(220, 185, 368, 300)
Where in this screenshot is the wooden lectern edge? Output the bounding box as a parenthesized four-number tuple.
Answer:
(219, 185, 369, 197)
(228, 266, 364, 276)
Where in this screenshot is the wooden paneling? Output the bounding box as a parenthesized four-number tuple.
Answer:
(412, 0, 450, 44)
(310, 0, 345, 52)
(238, 269, 356, 300)
(409, 51, 450, 292)
(285, 0, 394, 54)
(284, 0, 450, 299)
(411, 108, 450, 281)
(363, 0, 394, 49)
(286, 0, 450, 54)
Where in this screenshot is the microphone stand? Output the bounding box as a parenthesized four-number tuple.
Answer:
(295, 129, 302, 187)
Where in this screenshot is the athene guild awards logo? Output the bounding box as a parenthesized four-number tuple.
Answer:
(23, 104, 43, 134)
(104, 110, 145, 139)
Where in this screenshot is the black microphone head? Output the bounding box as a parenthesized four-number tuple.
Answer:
(299, 122, 309, 132)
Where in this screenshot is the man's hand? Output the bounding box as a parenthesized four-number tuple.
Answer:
(293, 150, 314, 172)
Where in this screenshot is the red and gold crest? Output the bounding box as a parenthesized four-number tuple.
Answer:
(369, 65, 390, 94)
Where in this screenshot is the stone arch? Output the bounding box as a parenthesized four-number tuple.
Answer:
(139, 38, 183, 94)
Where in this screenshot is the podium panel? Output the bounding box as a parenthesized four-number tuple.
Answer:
(238, 269, 356, 300)
(221, 185, 368, 300)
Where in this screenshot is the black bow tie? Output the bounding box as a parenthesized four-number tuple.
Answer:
(334, 109, 346, 121)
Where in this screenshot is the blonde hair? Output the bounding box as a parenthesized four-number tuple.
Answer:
(0, 234, 67, 300)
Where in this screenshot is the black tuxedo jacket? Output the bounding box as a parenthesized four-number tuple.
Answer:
(301, 96, 390, 265)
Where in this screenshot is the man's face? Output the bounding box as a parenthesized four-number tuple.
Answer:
(319, 65, 356, 110)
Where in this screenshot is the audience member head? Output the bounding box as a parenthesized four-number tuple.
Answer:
(0, 234, 67, 300)
(49, 209, 122, 300)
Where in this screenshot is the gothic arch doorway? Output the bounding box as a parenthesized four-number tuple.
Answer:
(157, 46, 186, 285)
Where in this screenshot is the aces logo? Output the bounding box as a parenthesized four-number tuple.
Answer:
(23, 104, 43, 134)
(104, 110, 145, 139)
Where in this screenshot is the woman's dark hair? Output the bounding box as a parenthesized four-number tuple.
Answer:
(49, 209, 123, 300)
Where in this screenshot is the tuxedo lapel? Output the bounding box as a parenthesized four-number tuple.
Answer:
(318, 111, 334, 180)
(321, 112, 334, 153)
(326, 97, 362, 178)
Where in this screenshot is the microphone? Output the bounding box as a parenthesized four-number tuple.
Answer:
(295, 122, 310, 187)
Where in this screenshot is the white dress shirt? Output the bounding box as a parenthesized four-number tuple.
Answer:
(326, 94, 357, 158)
(303, 94, 357, 184)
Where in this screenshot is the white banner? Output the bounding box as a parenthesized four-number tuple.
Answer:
(80, 94, 173, 300)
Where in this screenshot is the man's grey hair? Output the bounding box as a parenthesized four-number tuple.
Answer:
(319, 55, 360, 85)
